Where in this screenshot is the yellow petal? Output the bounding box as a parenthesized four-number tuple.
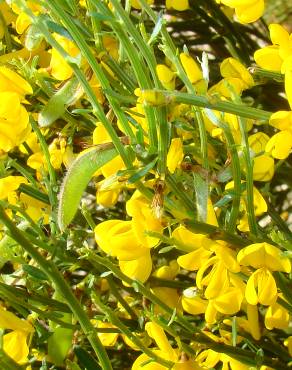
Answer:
(265, 131, 292, 159)
(269, 110, 292, 131)
(145, 322, 177, 361)
(119, 250, 152, 282)
(212, 287, 243, 315)
(3, 330, 29, 364)
(235, 0, 264, 24)
(177, 248, 213, 271)
(167, 138, 184, 174)
(180, 53, 203, 84)
(166, 0, 189, 11)
(269, 24, 290, 46)
(237, 242, 291, 272)
(265, 302, 289, 330)
(254, 46, 283, 72)
(220, 57, 254, 88)
(285, 69, 292, 109)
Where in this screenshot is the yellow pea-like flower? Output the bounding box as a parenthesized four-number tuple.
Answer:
(167, 138, 184, 174)
(180, 52, 203, 84)
(0, 92, 30, 153)
(0, 66, 32, 99)
(156, 64, 176, 90)
(237, 242, 291, 272)
(165, 0, 189, 11)
(265, 130, 292, 159)
(50, 34, 80, 80)
(269, 111, 292, 131)
(130, 0, 154, 10)
(220, 57, 254, 88)
(254, 46, 283, 72)
(94, 219, 149, 260)
(245, 267, 278, 306)
(265, 302, 290, 330)
(119, 250, 152, 282)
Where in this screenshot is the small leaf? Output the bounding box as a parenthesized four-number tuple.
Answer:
(214, 193, 233, 208)
(38, 78, 82, 127)
(58, 146, 118, 230)
(22, 265, 48, 280)
(193, 173, 208, 222)
(25, 24, 43, 51)
(158, 245, 175, 254)
(48, 325, 74, 366)
(127, 158, 157, 183)
(148, 12, 164, 45)
(74, 346, 102, 370)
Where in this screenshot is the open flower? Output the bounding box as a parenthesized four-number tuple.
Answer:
(0, 306, 34, 364)
(237, 242, 291, 305)
(0, 92, 30, 153)
(220, 0, 265, 24)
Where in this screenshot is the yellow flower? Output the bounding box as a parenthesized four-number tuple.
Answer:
(132, 322, 202, 369)
(130, 0, 154, 10)
(220, 0, 265, 24)
(245, 267, 278, 306)
(0, 306, 34, 364)
(265, 130, 292, 159)
(96, 321, 119, 346)
(182, 288, 208, 315)
(167, 138, 184, 174)
(0, 66, 32, 99)
(265, 301, 290, 330)
(0, 176, 28, 200)
(3, 330, 31, 364)
(119, 250, 152, 282)
(254, 46, 283, 72)
(254, 24, 292, 72)
(156, 64, 176, 90)
(94, 220, 149, 260)
(126, 191, 163, 248)
(237, 242, 291, 272)
(248, 132, 274, 181)
(0, 92, 30, 153)
(50, 34, 80, 80)
(220, 57, 254, 89)
(180, 53, 203, 85)
(166, 0, 189, 11)
(269, 110, 292, 131)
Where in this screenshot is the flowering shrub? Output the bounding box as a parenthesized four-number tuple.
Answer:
(0, 0, 291, 369)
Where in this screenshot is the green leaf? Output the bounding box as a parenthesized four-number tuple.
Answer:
(74, 346, 102, 370)
(127, 158, 157, 183)
(58, 146, 118, 230)
(22, 264, 48, 280)
(148, 12, 164, 45)
(38, 78, 82, 127)
(25, 24, 43, 51)
(48, 325, 74, 366)
(193, 173, 208, 222)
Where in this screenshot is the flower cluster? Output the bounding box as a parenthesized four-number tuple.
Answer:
(0, 0, 291, 369)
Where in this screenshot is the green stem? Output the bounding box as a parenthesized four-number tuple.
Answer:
(90, 0, 158, 152)
(238, 117, 258, 236)
(222, 124, 241, 233)
(152, 89, 272, 121)
(140, 0, 209, 171)
(0, 205, 113, 370)
(46, 0, 136, 144)
(29, 117, 58, 234)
